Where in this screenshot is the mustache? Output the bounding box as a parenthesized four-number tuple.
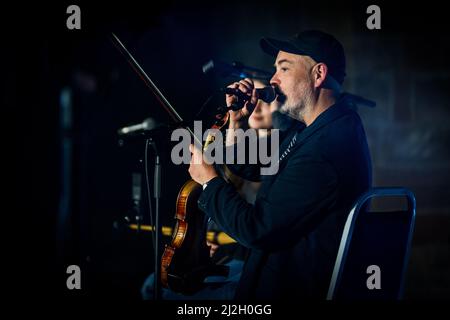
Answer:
(274, 86, 287, 103)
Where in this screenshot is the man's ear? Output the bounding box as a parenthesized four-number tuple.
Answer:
(312, 63, 328, 88)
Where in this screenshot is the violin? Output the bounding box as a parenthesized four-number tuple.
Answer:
(161, 113, 232, 293)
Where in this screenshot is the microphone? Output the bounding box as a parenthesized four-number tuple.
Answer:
(117, 117, 161, 135)
(224, 86, 276, 104)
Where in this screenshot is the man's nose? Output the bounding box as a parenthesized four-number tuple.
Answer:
(270, 74, 280, 87)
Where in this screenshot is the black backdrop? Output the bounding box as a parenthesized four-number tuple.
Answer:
(8, 0, 450, 299)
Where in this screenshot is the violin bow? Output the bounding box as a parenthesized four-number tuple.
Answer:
(110, 33, 202, 146)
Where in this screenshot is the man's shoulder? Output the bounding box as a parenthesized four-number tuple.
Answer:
(289, 106, 367, 159)
(313, 105, 365, 142)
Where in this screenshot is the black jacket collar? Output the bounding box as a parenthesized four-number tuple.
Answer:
(295, 101, 351, 146)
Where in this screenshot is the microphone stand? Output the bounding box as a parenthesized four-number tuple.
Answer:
(146, 138, 162, 300)
(144, 138, 162, 300)
(153, 146, 162, 300)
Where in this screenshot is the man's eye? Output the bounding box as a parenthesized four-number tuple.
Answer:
(281, 68, 288, 72)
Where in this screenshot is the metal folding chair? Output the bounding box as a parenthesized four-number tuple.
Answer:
(327, 187, 416, 300)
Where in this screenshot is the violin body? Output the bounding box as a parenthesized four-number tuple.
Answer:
(161, 179, 228, 294)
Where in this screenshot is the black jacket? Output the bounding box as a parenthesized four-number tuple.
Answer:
(198, 101, 372, 299)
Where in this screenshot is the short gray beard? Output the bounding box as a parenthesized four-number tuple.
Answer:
(280, 83, 314, 123)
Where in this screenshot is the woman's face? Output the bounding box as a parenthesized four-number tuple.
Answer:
(248, 81, 273, 130)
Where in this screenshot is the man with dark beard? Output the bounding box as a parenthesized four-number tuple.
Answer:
(188, 30, 372, 299)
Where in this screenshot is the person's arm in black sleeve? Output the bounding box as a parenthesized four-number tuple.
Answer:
(198, 152, 338, 252)
(220, 141, 262, 182)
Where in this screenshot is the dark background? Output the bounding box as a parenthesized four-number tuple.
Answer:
(8, 0, 449, 299)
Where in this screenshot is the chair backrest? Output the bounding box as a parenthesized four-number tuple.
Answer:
(327, 187, 416, 300)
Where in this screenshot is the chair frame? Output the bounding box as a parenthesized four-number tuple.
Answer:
(327, 187, 416, 300)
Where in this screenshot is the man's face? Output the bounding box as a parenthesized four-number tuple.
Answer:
(270, 51, 315, 121)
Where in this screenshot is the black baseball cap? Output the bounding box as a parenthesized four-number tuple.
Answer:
(260, 30, 346, 85)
